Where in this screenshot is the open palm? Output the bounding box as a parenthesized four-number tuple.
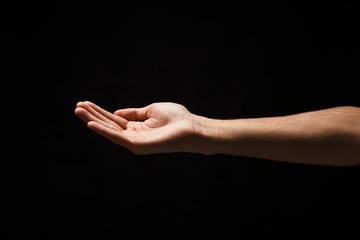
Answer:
(75, 101, 198, 154)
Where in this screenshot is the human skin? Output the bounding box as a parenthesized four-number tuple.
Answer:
(75, 101, 360, 166)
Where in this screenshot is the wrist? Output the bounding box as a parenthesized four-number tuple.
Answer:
(192, 115, 220, 155)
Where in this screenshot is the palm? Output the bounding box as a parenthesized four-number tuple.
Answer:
(75, 101, 196, 154)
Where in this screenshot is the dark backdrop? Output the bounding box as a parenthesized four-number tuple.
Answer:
(2, 2, 360, 238)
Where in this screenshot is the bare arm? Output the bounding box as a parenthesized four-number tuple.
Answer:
(75, 102, 360, 166)
(194, 106, 360, 166)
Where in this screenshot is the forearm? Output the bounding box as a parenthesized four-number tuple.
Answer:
(193, 107, 360, 166)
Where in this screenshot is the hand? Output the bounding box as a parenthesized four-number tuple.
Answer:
(75, 101, 198, 154)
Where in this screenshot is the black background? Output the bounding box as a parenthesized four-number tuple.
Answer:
(2, 2, 360, 238)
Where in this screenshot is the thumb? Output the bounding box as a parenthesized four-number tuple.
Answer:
(114, 106, 149, 121)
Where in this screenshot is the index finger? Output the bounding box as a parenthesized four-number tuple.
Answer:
(84, 101, 128, 129)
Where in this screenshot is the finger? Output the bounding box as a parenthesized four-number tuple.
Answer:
(75, 106, 93, 123)
(87, 121, 129, 147)
(84, 101, 128, 129)
(114, 106, 149, 121)
(77, 101, 117, 124)
(75, 107, 121, 131)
